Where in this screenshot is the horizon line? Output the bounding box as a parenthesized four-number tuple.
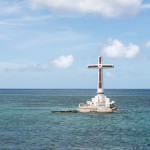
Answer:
(0, 88, 149, 90)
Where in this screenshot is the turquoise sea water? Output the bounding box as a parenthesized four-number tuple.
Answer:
(0, 89, 150, 150)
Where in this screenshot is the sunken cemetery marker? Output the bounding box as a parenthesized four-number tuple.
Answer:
(77, 56, 118, 113)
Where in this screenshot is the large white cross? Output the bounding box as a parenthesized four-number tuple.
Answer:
(88, 56, 114, 94)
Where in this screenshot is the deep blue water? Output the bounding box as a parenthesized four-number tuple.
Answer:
(0, 89, 150, 150)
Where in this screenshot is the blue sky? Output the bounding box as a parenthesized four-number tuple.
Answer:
(0, 0, 150, 89)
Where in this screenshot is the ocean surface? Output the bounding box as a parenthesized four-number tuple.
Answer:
(0, 89, 150, 150)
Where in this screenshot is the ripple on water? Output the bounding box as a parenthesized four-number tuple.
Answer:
(0, 89, 150, 150)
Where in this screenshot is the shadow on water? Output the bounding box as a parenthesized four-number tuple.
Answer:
(115, 109, 131, 114)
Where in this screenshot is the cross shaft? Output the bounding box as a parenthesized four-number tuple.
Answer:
(88, 56, 114, 94)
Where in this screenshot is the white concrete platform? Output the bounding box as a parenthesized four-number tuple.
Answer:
(77, 94, 118, 113)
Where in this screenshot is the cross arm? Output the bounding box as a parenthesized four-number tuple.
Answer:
(88, 64, 98, 68)
(102, 64, 114, 68)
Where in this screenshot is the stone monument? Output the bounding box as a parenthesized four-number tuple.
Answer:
(77, 56, 118, 113)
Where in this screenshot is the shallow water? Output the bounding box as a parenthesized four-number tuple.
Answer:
(0, 89, 150, 150)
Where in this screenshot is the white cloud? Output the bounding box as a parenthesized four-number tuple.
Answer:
(23, 15, 53, 21)
(0, 63, 47, 72)
(0, 1, 21, 15)
(0, 55, 74, 72)
(29, 0, 142, 18)
(145, 40, 150, 48)
(0, 22, 24, 26)
(106, 72, 115, 77)
(128, 71, 137, 77)
(142, 3, 150, 9)
(102, 39, 140, 58)
(52, 55, 74, 68)
(15, 30, 89, 49)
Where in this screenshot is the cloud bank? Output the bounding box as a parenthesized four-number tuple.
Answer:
(52, 55, 74, 68)
(102, 39, 140, 58)
(2, 0, 150, 19)
(29, 0, 142, 18)
(145, 40, 150, 48)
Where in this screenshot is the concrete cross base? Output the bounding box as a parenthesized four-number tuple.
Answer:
(77, 106, 118, 113)
(77, 93, 118, 113)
